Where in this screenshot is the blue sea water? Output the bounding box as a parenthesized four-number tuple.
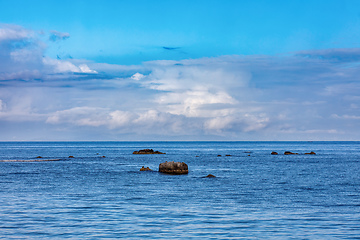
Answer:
(0, 141, 360, 239)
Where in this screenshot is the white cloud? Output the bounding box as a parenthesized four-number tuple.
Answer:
(42, 57, 80, 73)
(0, 24, 33, 41)
(331, 114, 360, 120)
(46, 107, 109, 126)
(79, 64, 98, 74)
(0, 24, 98, 81)
(131, 72, 145, 81)
(108, 110, 135, 128)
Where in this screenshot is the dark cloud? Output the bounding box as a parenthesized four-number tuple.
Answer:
(162, 46, 181, 51)
(295, 48, 360, 62)
(49, 30, 70, 42)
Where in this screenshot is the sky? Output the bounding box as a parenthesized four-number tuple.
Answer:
(0, 0, 360, 141)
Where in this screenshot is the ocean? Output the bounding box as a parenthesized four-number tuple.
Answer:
(0, 141, 360, 239)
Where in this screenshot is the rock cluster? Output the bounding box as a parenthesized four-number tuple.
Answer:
(133, 149, 165, 154)
(159, 161, 188, 174)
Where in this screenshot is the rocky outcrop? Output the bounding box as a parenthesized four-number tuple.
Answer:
(140, 166, 152, 171)
(305, 151, 316, 155)
(159, 161, 188, 174)
(133, 149, 165, 154)
(271, 152, 278, 155)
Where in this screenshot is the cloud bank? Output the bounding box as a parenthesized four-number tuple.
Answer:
(1, 24, 360, 140)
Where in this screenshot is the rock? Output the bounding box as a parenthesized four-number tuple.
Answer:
(271, 152, 278, 155)
(159, 161, 188, 174)
(140, 166, 152, 171)
(305, 151, 316, 155)
(284, 151, 298, 155)
(217, 155, 222, 157)
(68, 156, 74, 158)
(133, 149, 165, 154)
(36, 156, 42, 158)
(205, 174, 216, 178)
(225, 154, 231, 156)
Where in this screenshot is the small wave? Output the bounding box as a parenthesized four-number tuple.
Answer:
(0, 159, 61, 162)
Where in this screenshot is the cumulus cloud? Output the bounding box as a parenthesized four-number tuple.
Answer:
(0, 24, 33, 41)
(0, 24, 97, 81)
(1, 24, 360, 140)
(131, 72, 145, 81)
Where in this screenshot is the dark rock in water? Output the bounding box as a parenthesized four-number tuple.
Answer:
(271, 152, 278, 155)
(159, 161, 188, 174)
(133, 149, 165, 154)
(205, 174, 216, 178)
(36, 156, 42, 158)
(217, 155, 222, 157)
(140, 166, 152, 171)
(225, 154, 231, 156)
(68, 156, 74, 158)
(284, 151, 298, 155)
(305, 151, 316, 155)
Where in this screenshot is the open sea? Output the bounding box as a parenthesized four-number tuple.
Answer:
(0, 141, 360, 239)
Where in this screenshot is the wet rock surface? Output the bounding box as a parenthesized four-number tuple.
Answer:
(284, 151, 298, 155)
(159, 161, 188, 174)
(140, 166, 153, 171)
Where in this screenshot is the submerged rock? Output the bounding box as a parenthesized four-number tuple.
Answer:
(305, 151, 316, 155)
(205, 174, 216, 178)
(140, 166, 152, 171)
(133, 149, 165, 154)
(284, 151, 298, 155)
(159, 161, 188, 174)
(271, 152, 278, 155)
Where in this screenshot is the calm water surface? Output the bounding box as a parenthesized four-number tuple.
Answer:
(0, 141, 360, 239)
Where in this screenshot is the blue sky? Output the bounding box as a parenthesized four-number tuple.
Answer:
(1, 0, 360, 140)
